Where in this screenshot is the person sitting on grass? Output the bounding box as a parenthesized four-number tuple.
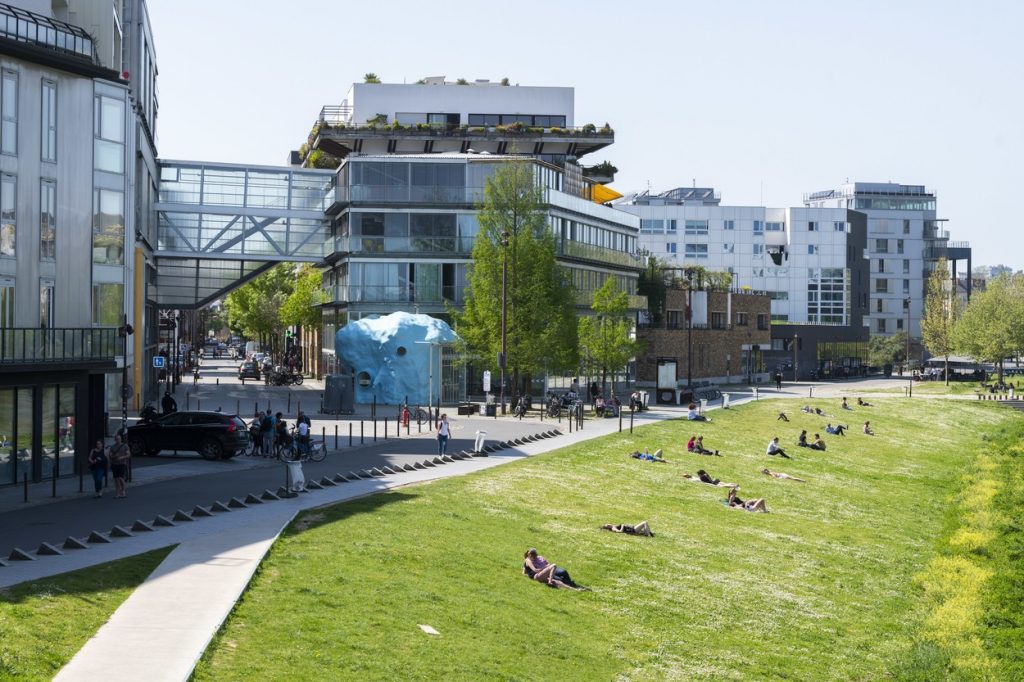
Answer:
(826, 423, 848, 436)
(687, 403, 711, 421)
(631, 448, 668, 463)
(842, 397, 852, 410)
(797, 430, 809, 447)
(814, 407, 827, 416)
(863, 421, 874, 435)
(688, 435, 720, 456)
(762, 468, 806, 482)
(727, 487, 769, 513)
(809, 434, 826, 451)
(683, 469, 738, 488)
(766, 437, 791, 459)
(601, 521, 654, 537)
(777, 411, 790, 422)
(857, 397, 873, 407)
(801, 405, 814, 414)
(523, 548, 586, 590)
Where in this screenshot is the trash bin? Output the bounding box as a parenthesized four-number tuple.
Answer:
(699, 398, 708, 415)
(474, 430, 487, 453)
(485, 404, 497, 417)
(722, 393, 731, 409)
(284, 460, 305, 493)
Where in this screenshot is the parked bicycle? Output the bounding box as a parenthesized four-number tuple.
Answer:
(275, 426, 326, 462)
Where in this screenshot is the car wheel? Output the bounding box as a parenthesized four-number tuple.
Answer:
(199, 439, 224, 461)
(128, 436, 146, 456)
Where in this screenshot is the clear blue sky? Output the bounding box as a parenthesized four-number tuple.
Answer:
(148, 0, 1023, 270)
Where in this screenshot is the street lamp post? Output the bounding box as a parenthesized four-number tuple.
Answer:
(499, 230, 510, 415)
(685, 268, 695, 390)
(793, 333, 799, 383)
(905, 297, 912, 397)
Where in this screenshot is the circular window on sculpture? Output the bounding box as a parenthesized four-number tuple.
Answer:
(357, 371, 371, 386)
(396, 346, 407, 356)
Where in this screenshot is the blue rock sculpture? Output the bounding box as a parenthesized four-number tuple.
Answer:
(336, 312, 458, 405)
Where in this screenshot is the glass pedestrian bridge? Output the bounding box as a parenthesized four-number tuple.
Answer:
(155, 161, 335, 308)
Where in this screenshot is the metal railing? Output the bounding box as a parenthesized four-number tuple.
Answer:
(0, 328, 118, 365)
(316, 121, 613, 138)
(333, 236, 475, 255)
(0, 2, 96, 62)
(559, 240, 640, 268)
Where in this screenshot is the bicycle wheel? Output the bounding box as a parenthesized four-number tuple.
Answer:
(308, 441, 326, 462)
(415, 408, 429, 425)
(276, 443, 295, 462)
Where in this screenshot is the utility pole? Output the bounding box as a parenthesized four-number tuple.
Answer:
(793, 333, 799, 383)
(905, 297, 912, 397)
(118, 315, 134, 437)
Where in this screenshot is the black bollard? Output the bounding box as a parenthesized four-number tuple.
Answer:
(322, 426, 326, 447)
(361, 421, 364, 445)
(349, 423, 353, 447)
(374, 418, 377, 442)
(236, 399, 240, 415)
(630, 409, 634, 434)
(619, 410, 623, 432)
(372, 396, 377, 420)
(335, 424, 338, 450)
(197, 399, 201, 411)
(384, 419, 388, 440)
(255, 401, 258, 416)
(216, 377, 219, 385)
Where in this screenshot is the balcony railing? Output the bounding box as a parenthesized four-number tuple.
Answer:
(316, 121, 613, 140)
(0, 2, 96, 62)
(333, 285, 464, 306)
(559, 240, 639, 268)
(333, 236, 475, 255)
(0, 328, 118, 365)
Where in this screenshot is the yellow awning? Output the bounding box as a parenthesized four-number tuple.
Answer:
(591, 184, 623, 204)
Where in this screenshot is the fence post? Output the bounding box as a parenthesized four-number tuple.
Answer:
(619, 409, 623, 433)
(630, 409, 634, 434)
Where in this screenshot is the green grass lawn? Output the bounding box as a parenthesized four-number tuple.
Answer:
(0, 547, 172, 680)
(195, 399, 1024, 681)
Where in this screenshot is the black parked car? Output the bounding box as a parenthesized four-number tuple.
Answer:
(238, 360, 261, 380)
(126, 411, 250, 460)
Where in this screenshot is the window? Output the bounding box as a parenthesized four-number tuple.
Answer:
(903, 279, 910, 294)
(1, 70, 16, 155)
(666, 310, 681, 329)
(877, 259, 885, 273)
(40, 279, 53, 328)
(40, 179, 55, 260)
(903, 219, 911, 235)
(723, 243, 734, 254)
(876, 299, 883, 313)
(753, 244, 765, 255)
(766, 221, 785, 232)
(92, 283, 123, 326)
(93, 189, 124, 264)
(41, 79, 56, 161)
(896, 318, 903, 330)
(877, 318, 886, 333)
(897, 239, 904, 254)
(753, 220, 764, 235)
(757, 313, 768, 330)
(640, 219, 663, 234)
(875, 239, 888, 253)
(724, 220, 735, 230)
(0, 278, 12, 327)
(666, 242, 677, 254)
(735, 312, 748, 326)
(875, 279, 888, 293)
(666, 219, 677, 233)
(808, 221, 817, 231)
(903, 298, 910, 311)
(808, 245, 819, 255)
(767, 291, 790, 301)
(903, 259, 910, 274)
(834, 221, 845, 231)
(711, 311, 726, 329)
(684, 244, 708, 258)
(0, 174, 14, 257)
(684, 219, 708, 235)
(94, 94, 125, 174)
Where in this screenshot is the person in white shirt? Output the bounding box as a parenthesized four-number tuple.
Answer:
(296, 419, 310, 456)
(437, 414, 450, 456)
(766, 437, 791, 459)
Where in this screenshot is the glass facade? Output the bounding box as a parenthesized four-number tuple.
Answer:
(0, 173, 14, 256)
(94, 94, 125, 174)
(93, 188, 124, 264)
(41, 79, 56, 162)
(40, 178, 55, 259)
(806, 268, 849, 325)
(92, 282, 123, 326)
(1, 70, 16, 155)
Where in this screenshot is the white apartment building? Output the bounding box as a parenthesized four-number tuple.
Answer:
(804, 182, 971, 339)
(618, 188, 869, 328)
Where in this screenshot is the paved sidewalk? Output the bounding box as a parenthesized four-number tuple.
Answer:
(53, 403, 678, 681)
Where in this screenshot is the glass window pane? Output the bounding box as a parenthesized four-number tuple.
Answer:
(95, 139, 124, 173)
(0, 389, 12, 484)
(58, 385, 75, 475)
(0, 174, 14, 257)
(99, 96, 125, 142)
(41, 386, 56, 479)
(92, 283, 123, 326)
(16, 388, 31, 483)
(40, 180, 55, 259)
(93, 189, 124, 264)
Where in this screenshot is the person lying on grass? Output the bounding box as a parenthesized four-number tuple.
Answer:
(601, 521, 654, 537)
(809, 434, 826, 451)
(523, 548, 586, 590)
(766, 437, 791, 459)
(826, 423, 848, 436)
(683, 469, 738, 487)
(727, 486, 769, 513)
(631, 448, 669, 463)
(762, 468, 806, 482)
(777, 411, 790, 422)
(687, 435, 720, 456)
(857, 397, 873, 407)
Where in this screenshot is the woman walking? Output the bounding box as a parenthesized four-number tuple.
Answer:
(87, 439, 108, 498)
(437, 414, 450, 456)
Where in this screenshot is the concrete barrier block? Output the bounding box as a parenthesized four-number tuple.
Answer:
(8, 547, 34, 561)
(276, 486, 291, 497)
(306, 480, 324, 489)
(474, 450, 489, 457)
(441, 455, 455, 463)
(211, 501, 232, 512)
(173, 510, 194, 522)
(132, 520, 155, 532)
(192, 505, 214, 517)
(227, 497, 248, 509)
(0, 558, 6, 567)
(153, 515, 176, 527)
(403, 463, 416, 471)
(413, 461, 427, 470)
(37, 542, 63, 556)
(261, 489, 281, 500)
(63, 536, 89, 550)
(369, 468, 385, 477)
(332, 473, 350, 482)
(245, 493, 264, 504)
(87, 531, 111, 544)
(422, 459, 436, 468)
(320, 476, 337, 486)
(110, 526, 134, 538)
(379, 466, 395, 475)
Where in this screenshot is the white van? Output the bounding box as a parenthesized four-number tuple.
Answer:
(244, 341, 259, 358)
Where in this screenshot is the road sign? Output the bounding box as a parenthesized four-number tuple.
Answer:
(483, 370, 491, 392)
(152, 356, 165, 368)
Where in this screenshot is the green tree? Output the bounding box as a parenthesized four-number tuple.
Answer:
(363, 73, 381, 84)
(953, 273, 1024, 384)
(223, 265, 295, 355)
(280, 265, 323, 330)
(636, 251, 667, 327)
(868, 332, 908, 370)
(921, 258, 961, 385)
(578, 278, 640, 395)
(455, 161, 578, 400)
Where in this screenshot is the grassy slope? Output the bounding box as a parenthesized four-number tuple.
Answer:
(196, 399, 1021, 681)
(0, 547, 173, 681)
